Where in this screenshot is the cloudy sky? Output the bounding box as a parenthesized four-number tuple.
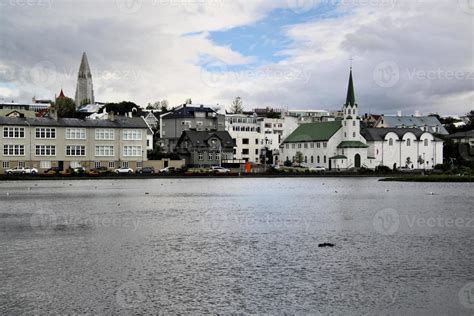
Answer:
(0, 0, 472, 115)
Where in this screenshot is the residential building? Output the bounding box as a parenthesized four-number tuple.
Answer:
(175, 130, 234, 167)
(0, 114, 150, 173)
(160, 104, 225, 153)
(374, 113, 448, 135)
(447, 130, 474, 146)
(0, 101, 50, 113)
(280, 69, 444, 170)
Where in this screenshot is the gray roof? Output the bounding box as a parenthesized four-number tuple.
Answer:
(361, 128, 427, 141)
(178, 130, 235, 149)
(378, 115, 448, 134)
(0, 116, 148, 129)
(162, 105, 217, 119)
(447, 130, 474, 139)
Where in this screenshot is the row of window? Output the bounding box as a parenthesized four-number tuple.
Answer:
(387, 139, 429, 146)
(3, 145, 143, 157)
(3, 127, 142, 140)
(285, 142, 328, 150)
(197, 152, 221, 161)
(286, 155, 327, 164)
(232, 126, 261, 133)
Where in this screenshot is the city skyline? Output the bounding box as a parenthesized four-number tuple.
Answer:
(0, 1, 472, 115)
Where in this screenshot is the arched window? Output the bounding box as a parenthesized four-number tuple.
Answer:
(424, 139, 428, 146)
(311, 156, 314, 163)
(353, 132, 356, 137)
(353, 121, 356, 126)
(324, 156, 327, 163)
(304, 156, 308, 163)
(317, 156, 320, 163)
(344, 132, 347, 137)
(407, 139, 411, 146)
(389, 138, 394, 146)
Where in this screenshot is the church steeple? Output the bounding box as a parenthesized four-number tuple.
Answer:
(345, 68, 356, 107)
(75, 52, 95, 107)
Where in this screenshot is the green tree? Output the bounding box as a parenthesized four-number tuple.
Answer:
(230, 96, 243, 114)
(102, 101, 139, 114)
(295, 151, 304, 165)
(160, 100, 169, 112)
(53, 97, 76, 118)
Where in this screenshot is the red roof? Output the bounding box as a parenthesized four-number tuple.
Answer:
(57, 89, 66, 99)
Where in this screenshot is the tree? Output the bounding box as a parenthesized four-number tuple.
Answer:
(160, 100, 169, 112)
(102, 101, 139, 115)
(53, 97, 76, 118)
(295, 151, 304, 165)
(230, 96, 243, 114)
(185, 98, 192, 105)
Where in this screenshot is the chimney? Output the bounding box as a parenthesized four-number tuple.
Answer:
(200, 104, 204, 108)
(49, 107, 58, 121)
(109, 111, 115, 121)
(414, 110, 421, 117)
(397, 111, 402, 117)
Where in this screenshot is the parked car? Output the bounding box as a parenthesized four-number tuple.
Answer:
(159, 166, 176, 173)
(309, 166, 326, 172)
(137, 167, 155, 174)
(397, 166, 413, 173)
(43, 167, 62, 175)
(209, 166, 230, 173)
(115, 167, 134, 174)
(73, 166, 85, 173)
(6, 167, 38, 175)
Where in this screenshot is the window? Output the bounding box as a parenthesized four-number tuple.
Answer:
(3, 127, 25, 138)
(35, 128, 56, 139)
(66, 145, 86, 156)
(292, 144, 295, 149)
(35, 145, 56, 156)
(2, 161, 9, 169)
(424, 139, 428, 146)
(344, 121, 347, 126)
(95, 161, 101, 169)
(95, 129, 114, 140)
(137, 161, 143, 168)
(216, 152, 220, 161)
(298, 144, 302, 149)
(407, 139, 411, 146)
(208, 152, 213, 160)
(317, 143, 321, 148)
(242, 138, 249, 145)
(40, 161, 51, 169)
(70, 161, 81, 168)
(122, 161, 129, 168)
(95, 146, 115, 157)
(304, 156, 308, 163)
(18, 161, 25, 168)
(353, 132, 356, 137)
(304, 143, 308, 149)
(255, 149, 259, 155)
(3, 145, 25, 156)
(242, 149, 249, 155)
(345, 132, 347, 137)
(324, 156, 327, 163)
(310, 143, 315, 148)
(123, 146, 142, 157)
(198, 152, 203, 161)
(108, 161, 115, 168)
(317, 156, 320, 163)
(66, 128, 86, 140)
(389, 138, 394, 146)
(353, 121, 356, 126)
(255, 139, 259, 145)
(285, 144, 289, 149)
(323, 142, 327, 148)
(311, 156, 314, 163)
(123, 129, 142, 140)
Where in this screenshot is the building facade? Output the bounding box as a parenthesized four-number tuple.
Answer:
(0, 115, 150, 173)
(175, 130, 234, 167)
(160, 105, 225, 153)
(374, 114, 448, 135)
(280, 69, 444, 170)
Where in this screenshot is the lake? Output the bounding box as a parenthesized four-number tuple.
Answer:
(0, 178, 473, 314)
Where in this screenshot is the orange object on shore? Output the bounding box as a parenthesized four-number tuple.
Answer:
(244, 162, 252, 173)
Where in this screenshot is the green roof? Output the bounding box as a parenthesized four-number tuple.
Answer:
(337, 141, 368, 148)
(284, 121, 341, 143)
(330, 155, 347, 159)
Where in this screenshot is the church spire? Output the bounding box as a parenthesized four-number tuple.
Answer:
(345, 68, 356, 107)
(75, 52, 95, 107)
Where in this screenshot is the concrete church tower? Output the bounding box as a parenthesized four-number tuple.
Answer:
(74, 52, 95, 107)
(342, 68, 361, 141)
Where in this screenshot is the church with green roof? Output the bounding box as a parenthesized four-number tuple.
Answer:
(280, 69, 444, 170)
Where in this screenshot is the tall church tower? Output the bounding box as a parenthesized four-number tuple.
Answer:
(74, 52, 95, 108)
(342, 68, 360, 141)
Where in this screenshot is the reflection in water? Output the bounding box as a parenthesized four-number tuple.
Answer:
(0, 178, 473, 314)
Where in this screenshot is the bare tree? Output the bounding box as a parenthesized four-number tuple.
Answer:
(230, 96, 243, 114)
